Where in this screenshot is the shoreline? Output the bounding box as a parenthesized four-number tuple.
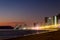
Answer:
(5, 30, 60, 40)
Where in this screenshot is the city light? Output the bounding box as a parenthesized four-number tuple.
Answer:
(55, 16, 57, 26)
(16, 24, 60, 31)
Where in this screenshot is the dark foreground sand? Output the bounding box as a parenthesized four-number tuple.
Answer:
(5, 30, 60, 40)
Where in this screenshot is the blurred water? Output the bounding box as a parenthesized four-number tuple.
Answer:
(0, 29, 49, 39)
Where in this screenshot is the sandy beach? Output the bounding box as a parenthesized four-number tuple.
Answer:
(5, 30, 60, 40)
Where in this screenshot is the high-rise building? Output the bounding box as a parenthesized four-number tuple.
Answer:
(57, 14, 60, 19)
(45, 17, 54, 25)
(45, 17, 48, 23)
(56, 14, 60, 24)
(44, 14, 60, 25)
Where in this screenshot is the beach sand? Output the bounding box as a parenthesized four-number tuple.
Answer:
(5, 30, 60, 40)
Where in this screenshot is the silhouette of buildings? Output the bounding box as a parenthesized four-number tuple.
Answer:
(45, 17, 53, 25)
(56, 14, 60, 24)
(44, 13, 60, 25)
(0, 26, 13, 29)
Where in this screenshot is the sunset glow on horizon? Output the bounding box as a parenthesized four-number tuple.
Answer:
(0, 0, 60, 26)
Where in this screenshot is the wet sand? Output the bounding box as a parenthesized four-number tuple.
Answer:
(5, 30, 60, 40)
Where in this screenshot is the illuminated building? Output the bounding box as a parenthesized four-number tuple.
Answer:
(45, 17, 53, 25)
(53, 16, 57, 25)
(45, 16, 58, 25)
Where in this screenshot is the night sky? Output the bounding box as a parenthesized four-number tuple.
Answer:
(0, 0, 60, 22)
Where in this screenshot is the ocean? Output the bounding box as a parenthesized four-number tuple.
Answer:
(0, 29, 49, 39)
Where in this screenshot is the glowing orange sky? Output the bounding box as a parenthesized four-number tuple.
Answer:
(0, 17, 45, 27)
(0, 22, 25, 27)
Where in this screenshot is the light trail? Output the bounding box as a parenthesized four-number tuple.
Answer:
(19, 24, 60, 31)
